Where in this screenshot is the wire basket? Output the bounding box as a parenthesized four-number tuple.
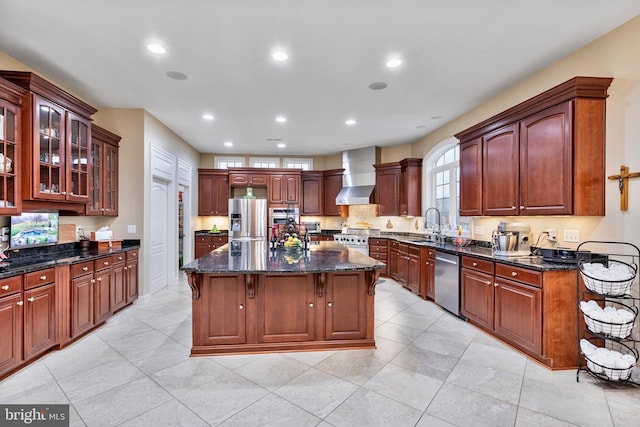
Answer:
(580, 339, 638, 381)
(578, 259, 637, 296)
(579, 300, 638, 339)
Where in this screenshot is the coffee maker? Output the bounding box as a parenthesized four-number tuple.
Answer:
(492, 222, 532, 256)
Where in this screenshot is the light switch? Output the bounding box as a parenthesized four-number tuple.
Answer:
(127, 225, 136, 234)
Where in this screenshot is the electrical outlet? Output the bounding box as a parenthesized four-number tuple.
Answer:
(547, 228, 557, 242)
(563, 229, 580, 243)
(127, 225, 136, 234)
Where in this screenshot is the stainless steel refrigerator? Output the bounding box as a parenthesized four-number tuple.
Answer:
(228, 198, 267, 240)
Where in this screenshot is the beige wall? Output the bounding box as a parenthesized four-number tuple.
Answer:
(410, 16, 640, 248)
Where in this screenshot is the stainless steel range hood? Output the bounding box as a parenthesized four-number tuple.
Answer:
(335, 146, 380, 205)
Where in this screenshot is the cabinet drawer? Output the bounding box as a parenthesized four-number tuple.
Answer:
(408, 245, 420, 257)
(369, 245, 387, 254)
(113, 253, 126, 264)
(211, 236, 227, 244)
(427, 248, 436, 258)
(369, 238, 388, 246)
(24, 268, 55, 289)
(370, 253, 387, 262)
(95, 256, 114, 271)
(461, 256, 494, 274)
(195, 235, 213, 243)
(389, 241, 399, 249)
(126, 249, 139, 261)
(495, 263, 542, 288)
(71, 261, 94, 278)
(0, 275, 22, 297)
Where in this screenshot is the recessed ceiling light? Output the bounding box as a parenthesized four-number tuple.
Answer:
(345, 119, 356, 126)
(277, 143, 286, 148)
(166, 71, 188, 80)
(202, 113, 214, 121)
(272, 51, 289, 61)
(368, 82, 388, 90)
(385, 58, 402, 68)
(146, 43, 166, 54)
(224, 141, 233, 147)
(275, 116, 287, 123)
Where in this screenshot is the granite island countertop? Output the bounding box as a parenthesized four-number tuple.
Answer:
(181, 240, 385, 274)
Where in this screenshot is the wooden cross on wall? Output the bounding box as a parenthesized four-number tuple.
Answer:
(608, 165, 640, 211)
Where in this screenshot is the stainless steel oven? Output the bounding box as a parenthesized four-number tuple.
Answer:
(268, 207, 299, 228)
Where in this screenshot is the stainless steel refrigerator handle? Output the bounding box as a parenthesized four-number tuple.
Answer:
(435, 256, 458, 264)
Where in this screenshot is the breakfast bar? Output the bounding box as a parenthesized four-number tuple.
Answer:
(181, 240, 385, 356)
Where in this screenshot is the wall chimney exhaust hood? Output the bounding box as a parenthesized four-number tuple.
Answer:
(335, 146, 380, 205)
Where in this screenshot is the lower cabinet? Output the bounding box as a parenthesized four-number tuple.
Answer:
(94, 258, 113, 324)
(111, 253, 127, 312)
(390, 242, 421, 297)
(461, 260, 495, 331)
(421, 248, 436, 300)
(195, 235, 228, 259)
(23, 270, 56, 361)
(325, 271, 368, 340)
(368, 238, 388, 276)
(71, 268, 95, 338)
(125, 249, 139, 304)
(0, 291, 23, 377)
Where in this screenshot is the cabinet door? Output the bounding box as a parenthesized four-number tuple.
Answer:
(87, 138, 103, 215)
(126, 260, 139, 304)
(399, 159, 422, 217)
(198, 171, 229, 216)
(326, 271, 367, 340)
(459, 138, 483, 216)
(268, 175, 285, 205)
(421, 248, 436, 300)
(0, 293, 23, 376)
(71, 274, 94, 338)
(388, 242, 400, 281)
(94, 270, 112, 324)
(65, 111, 90, 202)
(375, 166, 400, 216)
(406, 246, 420, 294)
(301, 173, 323, 215)
(33, 95, 65, 201)
(460, 267, 494, 331)
(519, 102, 572, 215)
(23, 283, 56, 360)
(494, 278, 542, 355)
(397, 243, 409, 286)
(195, 242, 211, 259)
(111, 262, 127, 312)
(323, 171, 344, 216)
(483, 124, 519, 216)
(193, 274, 245, 345)
(0, 99, 21, 214)
(257, 274, 315, 343)
(103, 142, 118, 215)
(284, 174, 300, 204)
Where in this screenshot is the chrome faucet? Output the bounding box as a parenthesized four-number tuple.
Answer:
(424, 207, 441, 242)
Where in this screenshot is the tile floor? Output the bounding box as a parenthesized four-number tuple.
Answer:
(1, 277, 639, 426)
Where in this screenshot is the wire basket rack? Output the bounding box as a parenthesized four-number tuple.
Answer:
(579, 300, 638, 339)
(578, 259, 637, 297)
(580, 338, 638, 381)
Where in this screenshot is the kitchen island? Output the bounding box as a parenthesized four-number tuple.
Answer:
(181, 240, 384, 356)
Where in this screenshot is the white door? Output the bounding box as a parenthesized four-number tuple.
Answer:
(150, 178, 169, 293)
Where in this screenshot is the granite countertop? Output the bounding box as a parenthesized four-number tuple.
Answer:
(181, 240, 385, 274)
(0, 242, 141, 279)
(376, 233, 576, 271)
(195, 230, 229, 236)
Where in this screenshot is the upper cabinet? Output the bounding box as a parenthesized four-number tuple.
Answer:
(86, 125, 120, 216)
(198, 169, 229, 216)
(0, 78, 26, 215)
(0, 71, 97, 207)
(301, 171, 323, 215)
(374, 158, 422, 217)
(322, 169, 345, 217)
(456, 76, 612, 216)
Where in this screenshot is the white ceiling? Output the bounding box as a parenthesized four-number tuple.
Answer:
(1, 1, 639, 156)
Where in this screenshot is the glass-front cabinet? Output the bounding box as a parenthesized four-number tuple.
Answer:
(66, 111, 90, 202)
(0, 78, 24, 214)
(87, 124, 120, 216)
(35, 96, 64, 200)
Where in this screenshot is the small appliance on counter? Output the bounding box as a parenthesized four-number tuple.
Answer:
(303, 221, 321, 234)
(492, 221, 532, 256)
(538, 247, 608, 264)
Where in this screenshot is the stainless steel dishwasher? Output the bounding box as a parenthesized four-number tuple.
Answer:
(434, 251, 461, 316)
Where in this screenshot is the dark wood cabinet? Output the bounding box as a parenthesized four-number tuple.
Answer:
(111, 253, 127, 312)
(325, 271, 368, 340)
(388, 240, 400, 281)
(421, 248, 436, 300)
(460, 257, 496, 331)
(193, 274, 247, 346)
(198, 169, 229, 216)
(456, 76, 612, 216)
(70, 266, 94, 338)
(125, 249, 139, 304)
(195, 234, 228, 259)
(494, 277, 542, 355)
(301, 171, 323, 215)
(23, 282, 56, 361)
(322, 169, 345, 216)
(368, 238, 388, 276)
(268, 173, 300, 206)
(0, 71, 97, 207)
(257, 273, 315, 343)
(374, 159, 422, 216)
(0, 78, 25, 215)
(406, 245, 421, 295)
(86, 124, 120, 216)
(94, 257, 113, 324)
(0, 287, 23, 377)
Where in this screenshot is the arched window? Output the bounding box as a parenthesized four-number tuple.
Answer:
(423, 138, 469, 235)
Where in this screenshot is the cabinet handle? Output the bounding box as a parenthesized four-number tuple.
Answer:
(472, 262, 478, 267)
(511, 272, 518, 277)
(309, 303, 314, 308)
(101, 208, 105, 212)
(511, 206, 517, 210)
(16, 301, 23, 306)
(97, 277, 102, 282)
(520, 205, 524, 210)
(239, 304, 244, 310)
(91, 279, 96, 284)
(494, 282, 499, 287)
(1, 285, 9, 290)
(40, 275, 47, 280)
(28, 297, 35, 302)
(83, 266, 89, 271)
(327, 302, 332, 307)
(104, 261, 109, 266)
(124, 267, 128, 270)
(118, 256, 123, 261)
